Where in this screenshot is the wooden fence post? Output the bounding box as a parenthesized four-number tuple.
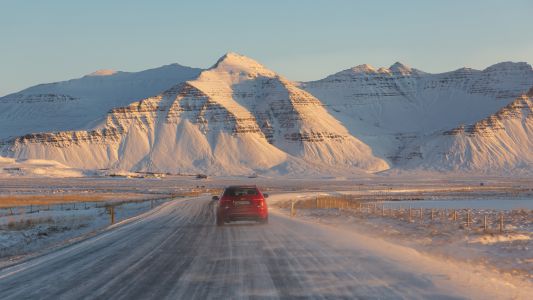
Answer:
(107, 206, 115, 225)
(290, 200, 295, 217)
(499, 212, 504, 233)
(484, 215, 488, 232)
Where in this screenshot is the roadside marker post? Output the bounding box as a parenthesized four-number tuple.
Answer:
(111, 206, 115, 224)
(499, 212, 504, 233)
(290, 200, 296, 217)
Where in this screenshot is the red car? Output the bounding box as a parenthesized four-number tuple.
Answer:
(214, 185, 269, 226)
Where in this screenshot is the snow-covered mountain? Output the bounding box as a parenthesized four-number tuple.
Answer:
(1, 53, 532, 176)
(0, 53, 388, 175)
(397, 88, 533, 173)
(301, 61, 533, 168)
(0, 64, 202, 139)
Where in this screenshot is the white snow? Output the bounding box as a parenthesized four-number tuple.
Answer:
(0, 199, 169, 260)
(272, 194, 533, 283)
(0, 63, 202, 139)
(468, 234, 530, 245)
(0, 157, 84, 178)
(1, 53, 388, 176)
(301, 61, 533, 173)
(1, 53, 532, 176)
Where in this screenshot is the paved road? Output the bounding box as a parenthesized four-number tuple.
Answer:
(0, 197, 526, 299)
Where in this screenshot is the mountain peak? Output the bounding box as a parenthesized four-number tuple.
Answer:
(350, 64, 377, 73)
(87, 69, 118, 77)
(483, 61, 532, 72)
(389, 62, 412, 74)
(209, 52, 276, 77)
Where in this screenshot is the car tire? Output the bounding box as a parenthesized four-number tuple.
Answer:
(259, 217, 268, 224)
(216, 215, 224, 226)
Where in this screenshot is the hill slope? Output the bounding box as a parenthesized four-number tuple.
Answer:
(0, 64, 202, 139)
(301, 62, 533, 164)
(1, 53, 388, 175)
(396, 89, 533, 173)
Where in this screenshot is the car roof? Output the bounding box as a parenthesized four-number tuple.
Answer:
(225, 185, 258, 189)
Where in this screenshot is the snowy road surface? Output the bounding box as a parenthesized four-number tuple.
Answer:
(0, 196, 530, 299)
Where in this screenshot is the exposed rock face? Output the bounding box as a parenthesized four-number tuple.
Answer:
(0, 94, 78, 104)
(1, 53, 388, 175)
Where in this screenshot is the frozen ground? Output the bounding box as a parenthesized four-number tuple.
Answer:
(271, 194, 533, 283)
(0, 198, 172, 263)
(0, 196, 532, 299)
(0, 176, 531, 298)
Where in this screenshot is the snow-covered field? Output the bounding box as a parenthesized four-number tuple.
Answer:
(1, 194, 532, 299)
(0, 176, 531, 285)
(0, 198, 172, 263)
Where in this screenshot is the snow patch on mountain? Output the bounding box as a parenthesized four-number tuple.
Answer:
(0, 157, 84, 177)
(87, 69, 118, 76)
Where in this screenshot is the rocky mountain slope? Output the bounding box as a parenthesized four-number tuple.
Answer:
(301, 61, 533, 168)
(397, 88, 533, 173)
(0, 64, 202, 139)
(0, 53, 388, 175)
(1, 53, 532, 176)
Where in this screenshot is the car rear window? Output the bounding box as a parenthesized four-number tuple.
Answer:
(224, 187, 258, 196)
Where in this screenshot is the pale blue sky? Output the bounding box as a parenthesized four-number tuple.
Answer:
(1, 0, 532, 96)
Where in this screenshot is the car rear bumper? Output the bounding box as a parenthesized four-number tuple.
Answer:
(226, 215, 266, 222)
(218, 207, 268, 221)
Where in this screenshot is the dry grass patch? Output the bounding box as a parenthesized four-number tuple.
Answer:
(273, 195, 365, 209)
(0, 193, 166, 208)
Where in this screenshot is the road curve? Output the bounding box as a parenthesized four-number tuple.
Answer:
(0, 197, 526, 299)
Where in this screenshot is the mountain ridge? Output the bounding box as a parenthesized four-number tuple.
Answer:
(1, 53, 532, 176)
(1, 53, 388, 175)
